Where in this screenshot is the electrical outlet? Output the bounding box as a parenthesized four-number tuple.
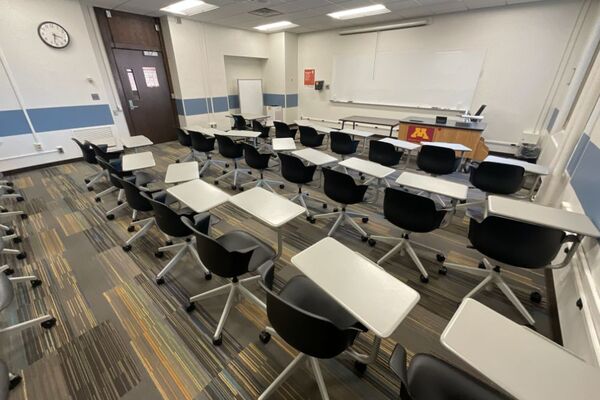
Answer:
(209, 122, 217, 128)
(33, 142, 42, 151)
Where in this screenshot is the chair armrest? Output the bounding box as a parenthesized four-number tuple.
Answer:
(389, 344, 409, 386)
(257, 260, 275, 290)
(547, 234, 582, 269)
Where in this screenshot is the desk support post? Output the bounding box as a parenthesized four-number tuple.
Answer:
(343, 335, 382, 365)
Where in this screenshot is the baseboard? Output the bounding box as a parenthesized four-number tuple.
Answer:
(2, 157, 83, 176)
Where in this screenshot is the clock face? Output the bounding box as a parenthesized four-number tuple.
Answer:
(38, 21, 70, 49)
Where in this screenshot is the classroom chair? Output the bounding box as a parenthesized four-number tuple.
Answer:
(71, 138, 107, 191)
(88, 141, 122, 162)
(257, 262, 366, 400)
(1, 358, 22, 394)
(461, 162, 525, 208)
(188, 130, 227, 177)
(182, 216, 275, 345)
(369, 141, 402, 169)
(389, 344, 507, 400)
(176, 128, 194, 163)
(141, 191, 212, 285)
(240, 144, 283, 192)
(232, 114, 248, 130)
(278, 153, 324, 220)
(213, 134, 251, 190)
(416, 146, 460, 176)
(441, 215, 572, 325)
(299, 125, 325, 148)
(369, 188, 447, 283)
(273, 121, 297, 140)
(312, 168, 370, 241)
(0, 229, 26, 260)
(330, 131, 359, 162)
(252, 120, 272, 152)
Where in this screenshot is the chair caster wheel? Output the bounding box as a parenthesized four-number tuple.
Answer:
(5, 182, 13, 187)
(354, 361, 367, 376)
(16, 197, 24, 202)
(9, 374, 22, 390)
(530, 291, 542, 303)
(31, 279, 42, 288)
(127, 226, 135, 232)
(5, 229, 14, 235)
(95, 197, 101, 203)
(3, 268, 14, 276)
(248, 171, 252, 175)
(122, 244, 132, 252)
(41, 318, 56, 329)
(165, 240, 173, 246)
(279, 184, 285, 189)
(87, 187, 94, 192)
(259, 331, 271, 344)
(214, 181, 219, 185)
(176, 159, 180, 163)
(361, 235, 368, 242)
(307, 216, 316, 223)
(360, 176, 365, 181)
(239, 187, 244, 191)
(199, 174, 203, 178)
(478, 262, 486, 269)
(106, 214, 115, 220)
(212, 336, 222, 346)
(155, 251, 164, 258)
(20, 214, 28, 220)
(225, 164, 230, 168)
(17, 252, 26, 260)
(156, 277, 165, 285)
(117, 201, 123, 205)
(222, 170, 228, 175)
(322, 203, 327, 209)
(205, 272, 212, 280)
(436, 254, 446, 263)
(13, 237, 22, 244)
(84, 179, 91, 184)
(368, 238, 376, 247)
(362, 217, 369, 223)
(333, 208, 338, 212)
(6, 189, 15, 194)
(231, 185, 237, 190)
(438, 267, 447, 275)
(185, 303, 196, 312)
(420, 274, 429, 283)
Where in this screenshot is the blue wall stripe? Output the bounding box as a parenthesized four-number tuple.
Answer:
(175, 99, 185, 116)
(0, 110, 32, 137)
(28, 104, 113, 132)
(183, 98, 209, 115)
(212, 96, 229, 113)
(570, 139, 600, 229)
(286, 94, 298, 108)
(264, 93, 285, 107)
(228, 95, 239, 109)
(207, 100, 213, 113)
(567, 133, 590, 176)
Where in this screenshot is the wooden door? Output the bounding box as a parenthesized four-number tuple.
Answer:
(95, 8, 177, 143)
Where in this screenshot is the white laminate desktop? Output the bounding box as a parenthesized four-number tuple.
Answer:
(183, 125, 226, 137)
(166, 179, 230, 213)
(224, 130, 262, 139)
(292, 148, 338, 166)
(294, 120, 338, 134)
(272, 137, 297, 152)
(121, 152, 156, 172)
(165, 162, 199, 184)
(291, 237, 420, 338)
(120, 135, 153, 149)
(422, 142, 472, 152)
(395, 172, 468, 201)
(379, 137, 421, 151)
(339, 157, 395, 179)
(442, 299, 600, 400)
(336, 128, 375, 138)
(227, 114, 268, 121)
(484, 155, 549, 175)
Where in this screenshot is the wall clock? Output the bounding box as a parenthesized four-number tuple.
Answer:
(38, 21, 70, 49)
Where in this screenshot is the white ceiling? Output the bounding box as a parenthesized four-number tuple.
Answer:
(89, 0, 547, 34)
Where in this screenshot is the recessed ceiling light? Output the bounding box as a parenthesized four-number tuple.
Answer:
(160, 0, 218, 16)
(254, 21, 299, 32)
(328, 4, 390, 20)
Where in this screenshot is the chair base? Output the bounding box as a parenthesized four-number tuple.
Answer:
(312, 207, 369, 240)
(240, 171, 283, 193)
(85, 170, 108, 189)
(198, 156, 227, 177)
(123, 216, 155, 251)
(443, 257, 536, 325)
(178, 150, 195, 163)
(186, 275, 264, 345)
(155, 237, 211, 284)
(214, 165, 252, 189)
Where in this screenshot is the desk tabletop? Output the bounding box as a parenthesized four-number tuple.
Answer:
(487, 196, 600, 237)
(442, 299, 600, 400)
(227, 114, 268, 121)
(484, 155, 549, 175)
(223, 130, 262, 139)
(292, 237, 420, 337)
(395, 172, 468, 200)
(422, 142, 472, 152)
(165, 162, 199, 184)
(292, 148, 338, 166)
(336, 128, 375, 138)
(294, 120, 337, 134)
(339, 157, 395, 179)
(379, 137, 421, 151)
(166, 179, 230, 213)
(272, 137, 297, 152)
(121, 135, 153, 148)
(340, 115, 400, 127)
(122, 151, 156, 172)
(183, 125, 225, 137)
(229, 187, 305, 228)
(401, 116, 487, 131)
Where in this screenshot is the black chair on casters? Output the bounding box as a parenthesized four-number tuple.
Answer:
(299, 126, 325, 148)
(88, 142, 125, 203)
(389, 344, 507, 400)
(232, 114, 248, 130)
(188, 130, 227, 177)
(441, 216, 571, 325)
(240, 144, 283, 192)
(176, 128, 194, 163)
(256, 262, 366, 400)
(72, 138, 106, 191)
(460, 162, 525, 209)
(141, 191, 212, 285)
(278, 153, 324, 221)
(182, 216, 275, 345)
(330, 131, 359, 165)
(416, 146, 460, 176)
(369, 188, 447, 283)
(274, 121, 297, 140)
(312, 168, 370, 241)
(252, 120, 272, 152)
(213, 134, 251, 190)
(1, 357, 24, 394)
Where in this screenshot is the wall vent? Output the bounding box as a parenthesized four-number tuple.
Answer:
(249, 8, 282, 17)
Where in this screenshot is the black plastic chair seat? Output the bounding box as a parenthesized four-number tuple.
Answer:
(0, 274, 13, 312)
(252, 120, 270, 138)
(279, 153, 316, 185)
(470, 162, 525, 195)
(189, 130, 216, 153)
(143, 191, 209, 238)
(330, 131, 359, 155)
(216, 230, 275, 272)
(243, 144, 271, 170)
(0, 360, 8, 400)
(369, 141, 402, 167)
(384, 188, 446, 233)
(215, 135, 243, 159)
(322, 168, 368, 205)
(177, 128, 192, 147)
(299, 126, 325, 148)
(417, 146, 460, 175)
(274, 121, 297, 139)
(72, 138, 98, 164)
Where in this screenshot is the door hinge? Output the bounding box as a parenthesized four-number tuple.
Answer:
(155, 24, 160, 32)
(105, 10, 112, 18)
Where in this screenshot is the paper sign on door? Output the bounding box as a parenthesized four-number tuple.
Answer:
(143, 67, 159, 88)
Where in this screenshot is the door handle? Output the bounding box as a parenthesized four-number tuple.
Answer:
(128, 99, 139, 110)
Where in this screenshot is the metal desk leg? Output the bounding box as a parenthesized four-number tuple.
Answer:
(389, 126, 394, 137)
(275, 228, 283, 261)
(374, 178, 381, 203)
(344, 335, 382, 365)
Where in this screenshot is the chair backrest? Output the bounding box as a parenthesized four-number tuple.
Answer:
(469, 216, 565, 268)
(72, 138, 97, 164)
(279, 153, 316, 184)
(252, 120, 270, 138)
(243, 143, 270, 170)
(0, 273, 14, 312)
(141, 192, 192, 237)
(330, 131, 357, 155)
(232, 114, 247, 130)
(214, 134, 243, 159)
(322, 168, 367, 205)
(299, 126, 324, 147)
(383, 188, 446, 233)
(189, 130, 215, 153)
(88, 141, 113, 162)
(181, 216, 255, 278)
(113, 174, 153, 212)
(96, 157, 126, 187)
(177, 128, 192, 147)
(470, 162, 525, 195)
(273, 121, 293, 138)
(258, 263, 358, 359)
(369, 141, 402, 167)
(416, 146, 459, 175)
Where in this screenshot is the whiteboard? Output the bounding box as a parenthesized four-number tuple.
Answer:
(331, 49, 486, 111)
(238, 79, 264, 115)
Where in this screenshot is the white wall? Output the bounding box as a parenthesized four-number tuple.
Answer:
(224, 55, 266, 112)
(297, 0, 587, 145)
